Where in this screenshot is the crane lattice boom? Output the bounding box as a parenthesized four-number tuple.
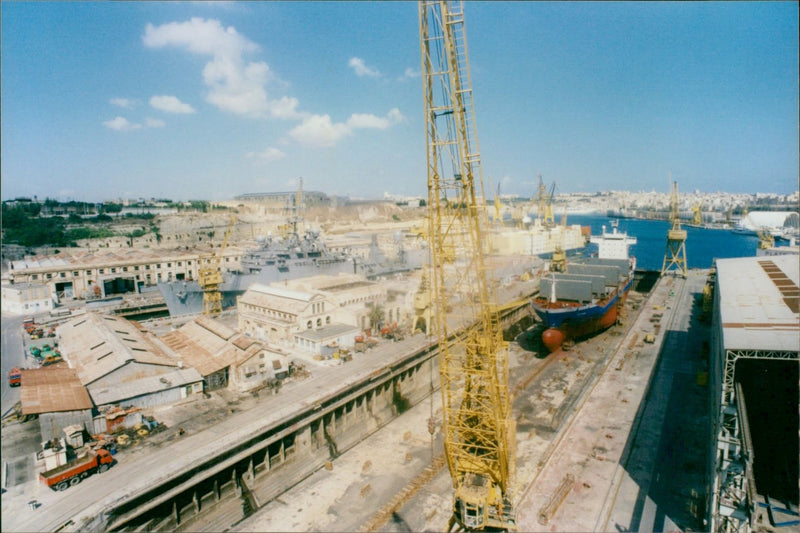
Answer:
(420, 1, 516, 530)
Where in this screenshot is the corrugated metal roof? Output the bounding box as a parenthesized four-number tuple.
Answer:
(88, 367, 202, 406)
(294, 323, 358, 342)
(239, 283, 321, 314)
(717, 255, 800, 352)
(160, 316, 263, 376)
(20, 367, 93, 415)
(57, 313, 178, 385)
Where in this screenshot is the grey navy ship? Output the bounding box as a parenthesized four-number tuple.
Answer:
(158, 226, 426, 317)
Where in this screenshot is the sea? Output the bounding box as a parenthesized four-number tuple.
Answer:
(565, 214, 762, 272)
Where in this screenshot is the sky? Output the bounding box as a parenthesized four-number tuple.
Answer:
(1, 1, 798, 202)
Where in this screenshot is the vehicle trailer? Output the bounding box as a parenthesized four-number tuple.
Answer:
(8, 367, 21, 387)
(40, 448, 113, 491)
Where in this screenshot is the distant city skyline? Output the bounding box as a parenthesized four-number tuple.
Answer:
(2, 2, 798, 202)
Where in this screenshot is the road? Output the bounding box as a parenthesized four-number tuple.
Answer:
(1, 332, 437, 533)
(1, 313, 25, 417)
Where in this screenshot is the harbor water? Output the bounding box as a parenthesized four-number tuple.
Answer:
(566, 214, 761, 271)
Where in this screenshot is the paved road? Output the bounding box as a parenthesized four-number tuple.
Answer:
(1, 313, 25, 417)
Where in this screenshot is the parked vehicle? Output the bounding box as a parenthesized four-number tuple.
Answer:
(40, 448, 114, 491)
(9, 367, 22, 387)
(42, 354, 63, 366)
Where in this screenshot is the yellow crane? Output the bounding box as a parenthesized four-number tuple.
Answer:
(488, 176, 503, 225)
(692, 202, 703, 226)
(661, 180, 688, 277)
(536, 174, 556, 227)
(198, 215, 236, 315)
(420, 1, 516, 530)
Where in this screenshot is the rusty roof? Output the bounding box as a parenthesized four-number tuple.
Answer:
(160, 316, 259, 376)
(20, 367, 93, 415)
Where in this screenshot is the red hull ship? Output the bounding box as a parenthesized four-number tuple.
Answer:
(532, 221, 637, 352)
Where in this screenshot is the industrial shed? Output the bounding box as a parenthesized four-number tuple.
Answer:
(294, 323, 360, 356)
(160, 315, 290, 392)
(709, 255, 799, 532)
(56, 313, 203, 409)
(19, 367, 94, 443)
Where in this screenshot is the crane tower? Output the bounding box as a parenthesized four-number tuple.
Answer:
(198, 216, 236, 315)
(661, 180, 688, 277)
(420, 1, 516, 530)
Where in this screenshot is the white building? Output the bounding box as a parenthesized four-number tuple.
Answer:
(1, 282, 54, 315)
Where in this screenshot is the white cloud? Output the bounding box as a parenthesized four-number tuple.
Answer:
(398, 67, 420, 81)
(150, 95, 196, 114)
(110, 97, 135, 108)
(103, 116, 142, 131)
(348, 57, 381, 78)
(143, 18, 294, 119)
(290, 108, 404, 147)
(347, 108, 405, 130)
(268, 96, 301, 120)
(146, 117, 166, 128)
(246, 147, 286, 162)
(289, 114, 351, 147)
(142, 17, 258, 57)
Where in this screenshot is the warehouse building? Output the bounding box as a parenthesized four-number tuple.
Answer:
(19, 367, 94, 443)
(708, 255, 799, 532)
(5, 247, 243, 304)
(57, 313, 203, 409)
(160, 315, 290, 392)
(238, 283, 334, 345)
(282, 273, 388, 331)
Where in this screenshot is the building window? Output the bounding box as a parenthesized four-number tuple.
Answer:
(86, 270, 91, 275)
(99, 269, 104, 274)
(31, 274, 38, 280)
(307, 321, 312, 329)
(73, 271, 79, 277)
(123, 266, 128, 272)
(316, 318, 322, 327)
(145, 265, 150, 270)
(46, 273, 52, 279)
(167, 263, 172, 267)
(134, 266, 139, 271)
(177, 262, 182, 266)
(60, 272, 66, 278)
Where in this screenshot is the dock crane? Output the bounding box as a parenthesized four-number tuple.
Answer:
(535, 174, 556, 227)
(198, 215, 236, 315)
(420, 1, 516, 530)
(488, 176, 503, 225)
(661, 180, 688, 277)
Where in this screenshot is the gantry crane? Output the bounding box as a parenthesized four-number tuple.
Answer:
(198, 215, 236, 315)
(420, 1, 516, 530)
(661, 180, 688, 277)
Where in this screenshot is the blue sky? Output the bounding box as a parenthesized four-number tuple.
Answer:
(2, 1, 797, 202)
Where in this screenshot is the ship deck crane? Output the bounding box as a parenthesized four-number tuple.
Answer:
(420, 1, 516, 530)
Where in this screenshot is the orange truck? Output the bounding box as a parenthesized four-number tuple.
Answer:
(40, 448, 114, 491)
(8, 367, 22, 387)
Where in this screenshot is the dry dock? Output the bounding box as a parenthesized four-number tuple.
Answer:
(2, 272, 716, 533)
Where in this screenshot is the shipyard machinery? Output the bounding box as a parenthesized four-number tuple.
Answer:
(536, 174, 556, 227)
(420, 1, 516, 530)
(198, 215, 236, 315)
(661, 180, 688, 277)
